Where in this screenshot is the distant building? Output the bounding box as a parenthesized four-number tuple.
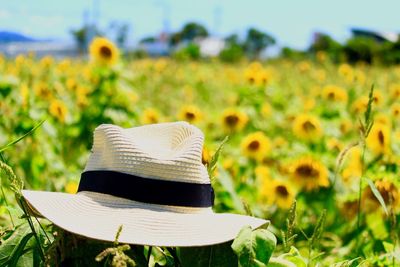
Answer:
(195, 37, 225, 57)
(351, 28, 399, 43)
(0, 41, 78, 58)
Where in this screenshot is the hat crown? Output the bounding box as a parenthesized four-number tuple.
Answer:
(84, 122, 210, 184)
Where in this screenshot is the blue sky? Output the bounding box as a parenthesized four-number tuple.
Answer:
(0, 0, 399, 49)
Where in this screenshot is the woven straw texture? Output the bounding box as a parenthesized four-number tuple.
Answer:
(85, 122, 209, 184)
(22, 122, 268, 246)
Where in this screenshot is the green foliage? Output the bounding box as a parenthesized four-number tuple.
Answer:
(309, 32, 342, 62)
(231, 226, 277, 267)
(219, 44, 244, 63)
(170, 22, 209, 46)
(179, 241, 238, 267)
(244, 28, 276, 59)
(207, 136, 229, 183)
(343, 37, 380, 64)
(0, 221, 53, 267)
(366, 178, 388, 215)
(281, 201, 297, 252)
(268, 247, 307, 267)
(173, 43, 201, 60)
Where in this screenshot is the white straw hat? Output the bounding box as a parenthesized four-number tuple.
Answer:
(22, 122, 267, 247)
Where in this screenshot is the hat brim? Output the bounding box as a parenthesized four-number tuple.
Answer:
(22, 190, 268, 247)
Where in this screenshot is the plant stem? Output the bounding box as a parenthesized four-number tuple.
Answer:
(356, 141, 367, 254)
(19, 198, 46, 262)
(147, 246, 152, 266)
(0, 153, 15, 227)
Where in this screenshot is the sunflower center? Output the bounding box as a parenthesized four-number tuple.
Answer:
(327, 92, 335, 99)
(185, 112, 195, 121)
(378, 130, 385, 145)
(295, 164, 319, 178)
(225, 115, 239, 126)
(302, 121, 316, 132)
(100, 46, 112, 59)
(248, 140, 260, 151)
(276, 185, 289, 197)
(56, 105, 63, 116)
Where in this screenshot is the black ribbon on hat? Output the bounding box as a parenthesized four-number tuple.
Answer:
(77, 170, 215, 208)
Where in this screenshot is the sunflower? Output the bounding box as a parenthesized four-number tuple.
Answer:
(321, 85, 348, 103)
(390, 83, 400, 99)
(326, 138, 343, 152)
(221, 108, 248, 133)
(340, 200, 359, 220)
(255, 165, 271, 182)
(341, 147, 362, 184)
(89, 37, 119, 66)
(66, 78, 78, 91)
(297, 61, 311, 72)
(351, 96, 368, 114)
(366, 123, 391, 155)
(20, 83, 29, 108)
(261, 103, 272, 117)
(178, 105, 203, 124)
(290, 156, 329, 191)
(49, 99, 68, 123)
(241, 132, 271, 161)
(339, 119, 354, 135)
(141, 108, 160, 125)
(65, 180, 78, 194)
(260, 180, 295, 209)
(256, 69, 272, 86)
(338, 63, 353, 82)
(391, 103, 400, 119)
(34, 82, 53, 100)
(292, 114, 323, 141)
(362, 179, 400, 212)
(372, 89, 384, 107)
(202, 146, 212, 166)
(374, 113, 391, 126)
(316, 51, 327, 63)
(223, 157, 238, 178)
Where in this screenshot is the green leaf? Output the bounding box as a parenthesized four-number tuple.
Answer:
(6, 232, 34, 267)
(366, 178, 388, 215)
(364, 84, 374, 128)
(216, 168, 245, 213)
(366, 212, 388, 239)
(151, 246, 174, 267)
(0, 120, 45, 153)
(267, 257, 296, 267)
(231, 226, 277, 267)
(310, 209, 326, 249)
(179, 241, 238, 267)
(277, 247, 307, 267)
(207, 136, 229, 182)
(0, 223, 32, 265)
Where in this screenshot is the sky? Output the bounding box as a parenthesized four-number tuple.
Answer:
(0, 0, 399, 49)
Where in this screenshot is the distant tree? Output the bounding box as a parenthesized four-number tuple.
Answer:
(244, 28, 276, 59)
(220, 34, 244, 63)
(225, 34, 240, 46)
(111, 22, 129, 48)
(309, 32, 342, 62)
(280, 47, 307, 60)
(170, 22, 209, 46)
(139, 36, 157, 44)
(71, 26, 101, 53)
(381, 37, 400, 64)
(343, 37, 379, 64)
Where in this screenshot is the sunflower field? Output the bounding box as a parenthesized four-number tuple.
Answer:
(0, 38, 400, 266)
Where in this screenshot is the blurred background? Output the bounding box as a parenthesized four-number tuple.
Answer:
(1, 0, 400, 63)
